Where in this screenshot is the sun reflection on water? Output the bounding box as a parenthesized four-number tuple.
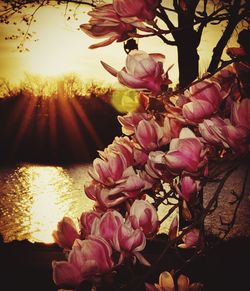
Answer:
(0, 164, 93, 243)
(27, 166, 73, 243)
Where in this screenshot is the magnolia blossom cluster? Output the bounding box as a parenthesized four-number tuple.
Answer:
(52, 199, 159, 288)
(52, 48, 250, 289)
(52, 2, 250, 289)
(80, 0, 159, 48)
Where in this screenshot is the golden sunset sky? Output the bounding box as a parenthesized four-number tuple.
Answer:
(0, 2, 238, 86)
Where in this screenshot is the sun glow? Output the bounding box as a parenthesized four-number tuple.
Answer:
(0, 4, 180, 84)
(25, 7, 89, 77)
(27, 45, 75, 76)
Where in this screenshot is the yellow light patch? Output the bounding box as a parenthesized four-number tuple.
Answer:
(111, 89, 140, 113)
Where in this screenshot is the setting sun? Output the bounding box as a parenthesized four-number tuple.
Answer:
(0, 4, 180, 84)
(0, 2, 236, 86)
(27, 42, 76, 76)
(25, 7, 93, 77)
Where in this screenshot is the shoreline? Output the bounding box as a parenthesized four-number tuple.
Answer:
(1, 235, 250, 291)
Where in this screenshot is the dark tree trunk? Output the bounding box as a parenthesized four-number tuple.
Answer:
(177, 36, 199, 88)
(175, 6, 200, 88)
(208, 0, 241, 73)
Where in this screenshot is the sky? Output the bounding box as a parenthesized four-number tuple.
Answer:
(0, 1, 238, 87)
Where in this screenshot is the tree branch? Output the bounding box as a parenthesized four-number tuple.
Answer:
(156, 6, 176, 31)
(157, 33, 177, 46)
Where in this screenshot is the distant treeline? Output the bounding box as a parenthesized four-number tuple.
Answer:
(0, 79, 122, 165)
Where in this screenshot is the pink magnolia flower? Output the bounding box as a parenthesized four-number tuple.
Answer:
(52, 259, 82, 288)
(113, 0, 159, 21)
(134, 147, 149, 166)
(135, 117, 172, 151)
(129, 199, 159, 237)
(169, 118, 183, 138)
(99, 136, 134, 166)
(113, 222, 149, 265)
(182, 99, 215, 123)
(113, 225, 144, 254)
(190, 80, 225, 109)
(178, 228, 200, 249)
(85, 168, 149, 208)
(52, 217, 80, 250)
(101, 50, 171, 92)
(145, 151, 165, 180)
(182, 80, 226, 123)
(221, 123, 249, 153)
(89, 152, 128, 186)
(199, 117, 228, 146)
(84, 180, 103, 201)
(79, 210, 102, 238)
(199, 117, 249, 153)
(109, 172, 149, 196)
(175, 176, 201, 201)
(80, 4, 135, 49)
(145, 150, 175, 182)
(231, 98, 250, 130)
(52, 236, 114, 288)
(164, 128, 205, 174)
(91, 210, 123, 242)
(118, 112, 151, 135)
(90, 187, 128, 209)
(135, 119, 163, 151)
(84, 180, 127, 209)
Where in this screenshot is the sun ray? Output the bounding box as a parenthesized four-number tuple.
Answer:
(48, 98, 58, 159)
(57, 94, 91, 161)
(3, 94, 37, 159)
(2, 94, 30, 136)
(10, 96, 38, 155)
(71, 97, 104, 149)
(35, 98, 48, 154)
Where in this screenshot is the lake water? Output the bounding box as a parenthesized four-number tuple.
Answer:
(0, 163, 94, 243)
(0, 163, 249, 243)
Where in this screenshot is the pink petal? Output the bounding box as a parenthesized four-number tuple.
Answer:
(149, 53, 165, 63)
(52, 261, 81, 287)
(118, 70, 147, 89)
(134, 251, 151, 266)
(101, 61, 118, 77)
(89, 35, 118, 49)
